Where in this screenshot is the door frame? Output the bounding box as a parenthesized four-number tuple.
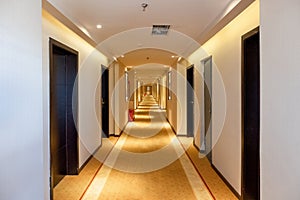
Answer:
(101, 65, 109, 138)
(49, 38, 79, 199)
(202, 56, 213, 163)
(186, 64, 194, 137)
(241, 26, 260, 200)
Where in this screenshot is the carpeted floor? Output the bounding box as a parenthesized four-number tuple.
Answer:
(54, 95, 237, 200)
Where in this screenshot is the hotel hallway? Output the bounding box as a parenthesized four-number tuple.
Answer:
(54, 95, 237, 200)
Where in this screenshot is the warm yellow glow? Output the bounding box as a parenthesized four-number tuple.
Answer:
(134, 115, 155, 120)
(203, 0, 259, 53)
(188, 1, 259, 61)
(186, 0, 259, 192)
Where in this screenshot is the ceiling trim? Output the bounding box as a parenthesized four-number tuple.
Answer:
(42, 0, 97, 47)
(96, 27, 200, 63)
(116, 48, 182, 67)
(197, 0, 255, 45)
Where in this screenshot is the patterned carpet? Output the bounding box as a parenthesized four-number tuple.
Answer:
(54, 95, 237, 200)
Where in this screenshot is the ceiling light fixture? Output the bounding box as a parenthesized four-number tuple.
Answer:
(96, 24, 102, 29)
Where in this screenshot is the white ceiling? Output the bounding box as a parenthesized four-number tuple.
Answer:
(48, 0, 236, 43)
(130, 64, 169, 84)
(118, 48, 179, 67)
(96, 27, 200, 61)
(45, 0, 254, 83)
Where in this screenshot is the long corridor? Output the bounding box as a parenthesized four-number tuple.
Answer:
(54, 95, 237, 200)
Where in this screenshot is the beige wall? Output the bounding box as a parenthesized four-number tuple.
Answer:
(113, 62, 128, 135)
(139, 82, 144, 103)
(166, 67, 178, 132)
(108, 64, 115, 135)
(188, 0, 259, 194)
(134, 79, 138, 109)
(176, 63, 188, 135)
(159, 75, 167, 109)
(152, 82, 157, 101)
(261, 0, 300, 199)
(42, 10, 108, 178)
(0, 1, 44, 199)
(154, 82, 160, 102)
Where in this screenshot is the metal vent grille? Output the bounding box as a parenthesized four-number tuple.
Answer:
(152, 25, 170, 35)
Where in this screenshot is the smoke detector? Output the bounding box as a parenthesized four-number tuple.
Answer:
(141, 3, 148, 11)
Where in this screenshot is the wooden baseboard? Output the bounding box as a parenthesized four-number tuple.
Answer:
(211, 164, 241, 199)
(119, 122, 128, 136)
(176, 134, 188, 137)
(165, 117, 177, 135)
(193, 141, 207, 154)
(111, 121, 128, 137)
(79, 144, 101, 173)
(78, 123, 127, 173)
(193, 141, 200, 151)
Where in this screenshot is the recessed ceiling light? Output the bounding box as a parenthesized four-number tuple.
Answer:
(96, 24, 102, 29)
(171, 55, 176, 58)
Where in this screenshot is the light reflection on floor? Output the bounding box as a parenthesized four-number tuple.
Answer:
(53, 95, 238, 200)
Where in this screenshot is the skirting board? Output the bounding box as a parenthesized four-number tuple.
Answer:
(211, 164, 241, 199)
(111, 121, 129, 137)
(165, 117, 177, 135)
(79, 144, 101, 173)
(79, 123, 128, 173)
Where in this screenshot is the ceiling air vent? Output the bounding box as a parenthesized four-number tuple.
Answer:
(152, 25, 170, 35)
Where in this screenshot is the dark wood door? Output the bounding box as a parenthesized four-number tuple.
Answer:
(50, 39, 78, 196)
(51, 53, 67, 187)
(65, 54, 78, 175)
(187, 65, 194, 137)
(101, 65, 109, 138)
(242, 27, 260, 200)
(204, 57, 212, 163)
